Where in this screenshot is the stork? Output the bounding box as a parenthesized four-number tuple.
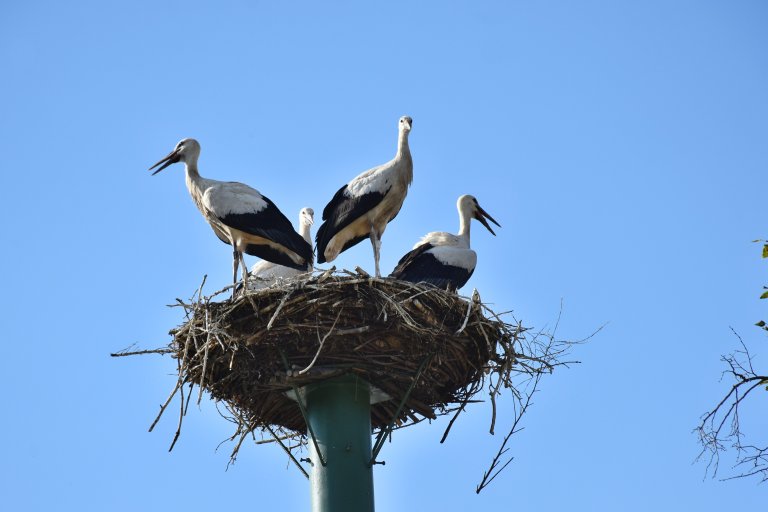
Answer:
(315, 115, 413, 277)
(149, 138, 313, 294)
(389, 195, 500, 291)
(246, 207, 315, 290)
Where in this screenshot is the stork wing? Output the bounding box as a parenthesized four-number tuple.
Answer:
(390, 243, 474, 291)
(203, 183, 312, 268)
(315, 183, 387, 261)
(389, 242, 435, 279)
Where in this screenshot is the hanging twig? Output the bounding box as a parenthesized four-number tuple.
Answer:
(148, 379, 182, 432)
(476, 372, 542, 494)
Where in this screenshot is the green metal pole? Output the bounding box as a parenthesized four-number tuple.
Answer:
(304, 375, 375, 512)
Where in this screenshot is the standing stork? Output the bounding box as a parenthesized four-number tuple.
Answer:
(247, 207, 315, 290)
(389, 195, 500, 291)
(149, 138, 313, 294)
(315, 115, 413, 277)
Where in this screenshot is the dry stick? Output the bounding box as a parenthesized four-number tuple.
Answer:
(266, 289, 294, 330)
(183, 382, 194, 416)
(110, 348, 171, 357)
(316, 265, 336, 283)
(148, 379, 182, 432)
(488, 376, 499, 435)
(263, 423, 310, 479)
(455, 292, 476, 335)
(195, 274, 208, 301)
(254, 433, 296, 445)
(440, 392, 473, 443)
(298, 309, 343, 375)
(476, 373, 542, 494)
(168, 378, 185, 452)
(229, 428, 250, 464)
(197, 306, 212, 404)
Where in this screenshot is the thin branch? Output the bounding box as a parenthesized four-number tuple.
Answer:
(476, 372, 541, 493)
(697, 327, 768, 482)
(298, 309, 343, 375)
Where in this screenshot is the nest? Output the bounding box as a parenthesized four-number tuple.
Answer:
(170, 268, 508, 433)
(116, 268, 576, 484)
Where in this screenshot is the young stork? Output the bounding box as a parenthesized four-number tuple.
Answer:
(389, 195, 500, 291)
(246, 207, 314, 290)
(149, 138, 313, 293)
(315, 115, 413, 277)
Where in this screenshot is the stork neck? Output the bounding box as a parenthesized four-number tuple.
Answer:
(458, 213, 471, 244)
(395, 130, 413, 188)
(396, 130, 411, 160)
(184, 157, 202, 185)
(183, 160, 206, 208)
(300, 222, 312, 243)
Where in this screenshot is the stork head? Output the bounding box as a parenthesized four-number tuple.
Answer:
(300, 207, 315, 227)
(458, 195, 501, 235)
(399, 115, 413, 134)
(149, 138, 201, 175)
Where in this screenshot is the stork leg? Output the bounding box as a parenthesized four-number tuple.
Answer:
(369, 228, 382, 278)
(232, 248, 240, 298)
(239, 251, 249, 287)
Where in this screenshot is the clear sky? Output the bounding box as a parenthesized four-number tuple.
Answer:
(1, 1, 766, 510)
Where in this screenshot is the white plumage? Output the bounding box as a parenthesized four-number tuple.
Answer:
(149, 138, 313, 294)
(247, 207, 315, 290)
(315, 116, 413, 277)
(390, 195, 500, 291)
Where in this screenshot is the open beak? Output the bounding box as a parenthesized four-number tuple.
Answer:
(475, 205, 501, 236)
(148, 148, 181, 175)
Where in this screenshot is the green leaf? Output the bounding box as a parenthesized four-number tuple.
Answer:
(761, 291, 768, 299)
(763, 244, 768, 258)
(756, 320, 766, 327)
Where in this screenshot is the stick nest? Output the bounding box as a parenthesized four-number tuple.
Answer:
(170, 268, 516, 433)
(116, 267, 578, 484)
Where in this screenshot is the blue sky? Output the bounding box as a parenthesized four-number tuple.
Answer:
(1, 1, 766, 510)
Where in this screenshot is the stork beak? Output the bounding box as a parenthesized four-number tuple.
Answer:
(475, 205, 501, 236)
(148, 148, 181, 175)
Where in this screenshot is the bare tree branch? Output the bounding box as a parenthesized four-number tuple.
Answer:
(697, 328, 768, 482)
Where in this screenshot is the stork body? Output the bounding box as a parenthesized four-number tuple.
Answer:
(390, 195, 500, 291)
(247, 207, 314, 290)
(149, 139, 313, 293)
(315, 116, 413, 277)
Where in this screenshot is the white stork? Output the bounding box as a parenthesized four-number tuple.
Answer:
(389, 195, 500, 291)
(246, 207, 314, 290)
(315, 115, 413, 277)
(149, 138, 313, 293)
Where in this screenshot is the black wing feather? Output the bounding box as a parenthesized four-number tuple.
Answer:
(315, 184, 387, 263)
(389, 244, 473, 291)
(220, 197, 313, 270)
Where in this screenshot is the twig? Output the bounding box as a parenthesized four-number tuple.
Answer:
(266, 289, 294, 330)
(148, 379, 182, 433)
(476, 372, 541, 493)
(455, 290, 476, 335)
(298, 309, 343, 375)
(110, 348, 172, 357)
(168, 378, 185, 451)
